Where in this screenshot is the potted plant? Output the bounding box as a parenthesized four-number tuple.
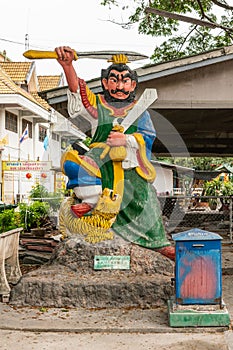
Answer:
(18, 201, 50, 235)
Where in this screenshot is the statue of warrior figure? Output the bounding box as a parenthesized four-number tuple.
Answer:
(55, 46, 175, 260)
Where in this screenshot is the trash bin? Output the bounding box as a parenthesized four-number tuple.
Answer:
(172, 228, 222, 306)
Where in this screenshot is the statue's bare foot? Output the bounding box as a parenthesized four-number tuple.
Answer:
(157, 246, 175, 261)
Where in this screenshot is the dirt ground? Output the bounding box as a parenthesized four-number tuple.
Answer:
(0, 330, 231, 350)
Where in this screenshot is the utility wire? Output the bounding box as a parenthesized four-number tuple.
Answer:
(0, 36, 52, 50)
(0, 37, 24, 46)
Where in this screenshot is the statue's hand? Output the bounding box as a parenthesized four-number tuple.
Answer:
(55, 46, 75, 66)
(106, 132, 127, 147)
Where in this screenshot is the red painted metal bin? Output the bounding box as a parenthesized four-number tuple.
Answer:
(172, 228, 222, 305)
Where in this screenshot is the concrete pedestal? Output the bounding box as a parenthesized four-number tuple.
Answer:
(10, 236, 175, 308)
(168, 297, 231, 327)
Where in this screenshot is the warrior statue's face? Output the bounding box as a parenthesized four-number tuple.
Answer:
(102, 69, 137, 100)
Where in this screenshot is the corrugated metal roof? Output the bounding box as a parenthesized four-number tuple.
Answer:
(137, 45, 233, 82)
(216, 164, 233, 173)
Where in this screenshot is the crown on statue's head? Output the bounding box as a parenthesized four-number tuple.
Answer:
(107, 54, 130, 65)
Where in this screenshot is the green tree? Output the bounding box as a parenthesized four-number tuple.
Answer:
(100, 0, 233, 62)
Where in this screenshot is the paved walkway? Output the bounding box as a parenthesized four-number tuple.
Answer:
(0, 329, 232, 350)
(0, 274, 232, 350)
(0, 299, 232, 350)
(0, 247, 232, 349)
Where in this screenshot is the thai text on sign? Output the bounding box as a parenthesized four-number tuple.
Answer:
(2, 161, 51, 172)
(94, 255, 130, 270)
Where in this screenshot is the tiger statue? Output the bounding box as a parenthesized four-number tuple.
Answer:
(59, 188, 121, 243)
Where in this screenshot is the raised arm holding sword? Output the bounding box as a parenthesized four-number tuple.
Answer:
(24, 46, 174, 260)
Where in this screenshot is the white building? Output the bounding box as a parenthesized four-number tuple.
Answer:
(0, 54, 86, 203)
(151, 160, 194, 196)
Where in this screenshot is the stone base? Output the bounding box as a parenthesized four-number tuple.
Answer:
(10, 265, 173, 308)
(10, 235, 175, 308)
(168, 298, 231, 327)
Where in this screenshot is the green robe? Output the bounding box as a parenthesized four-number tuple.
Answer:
(87, 95, 170, 249)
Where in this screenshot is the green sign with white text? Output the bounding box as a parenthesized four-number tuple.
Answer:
(94, 255, 130, 270)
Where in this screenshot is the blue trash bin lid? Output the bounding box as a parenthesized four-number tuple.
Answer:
(172, 228, 222, 241)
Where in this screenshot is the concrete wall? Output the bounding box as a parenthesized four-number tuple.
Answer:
(138, 60, 233, 109)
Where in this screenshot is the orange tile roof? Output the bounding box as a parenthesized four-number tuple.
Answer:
(38, 75, 63, 91)
(31, 92, 50, 109)
(0, 65, 49, 111)
(0, 62, 33, 83)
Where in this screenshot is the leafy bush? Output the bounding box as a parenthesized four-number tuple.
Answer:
(203, 178, 233, 209)
(19, 201, 50, 231)
(0, 184, 64, 233)
(29, 183, 49, 200)
(203, 179, 233, 197)
(29, 184, 63, 213)
(0, 189, 61, 233)
(0, 209, 18, 233)
(203, 179, 222, 196)
(221, 182, 233, 196)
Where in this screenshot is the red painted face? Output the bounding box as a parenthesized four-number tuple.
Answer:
(102, 69, 137, 100)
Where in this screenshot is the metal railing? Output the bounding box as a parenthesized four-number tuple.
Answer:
(158, 195, 233, 242)
(1, 194, 232, 242)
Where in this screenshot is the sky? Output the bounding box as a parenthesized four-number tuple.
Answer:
(1, 0, 158, 80)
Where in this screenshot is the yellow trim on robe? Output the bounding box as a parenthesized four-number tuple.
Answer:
(112, 161, 124, 199)
(61, 150, 101, 178)
(89, 142, 110, 160)
(98, 94, 136, 117)
(133, 133, 156, 183)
